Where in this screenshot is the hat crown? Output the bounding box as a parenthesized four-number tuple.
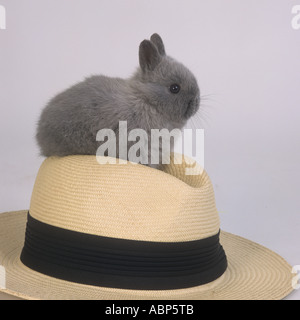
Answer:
(29, 155, 220, 242)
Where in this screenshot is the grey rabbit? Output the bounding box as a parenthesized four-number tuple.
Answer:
(36, 33, 200, 168)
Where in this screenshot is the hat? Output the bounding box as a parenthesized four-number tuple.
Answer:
(0, 154, 294, 300)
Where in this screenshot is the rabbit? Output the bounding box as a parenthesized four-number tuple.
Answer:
(36, 33, 200, 168)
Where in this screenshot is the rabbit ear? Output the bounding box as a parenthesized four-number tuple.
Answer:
(139, 40, 162, 71)
(150, 33, 166, 56)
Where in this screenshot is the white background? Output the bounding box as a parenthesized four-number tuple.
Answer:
(0, 0, 299, 300)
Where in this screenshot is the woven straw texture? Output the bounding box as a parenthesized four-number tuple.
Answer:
(0, 155, 294, 300)
(0, 211, 294, 300)
(29, 155, 219, 241)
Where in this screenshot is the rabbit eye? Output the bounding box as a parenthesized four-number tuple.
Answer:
(170, 84, 181, 94)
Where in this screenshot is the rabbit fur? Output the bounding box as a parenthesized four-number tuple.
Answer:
(36, 33, 200, 168)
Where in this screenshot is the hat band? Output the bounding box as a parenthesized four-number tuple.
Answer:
(20, 213, 227, 290)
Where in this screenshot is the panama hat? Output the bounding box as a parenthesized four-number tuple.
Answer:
(0, 154, 294, 300)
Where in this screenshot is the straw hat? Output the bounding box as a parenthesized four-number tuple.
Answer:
(0, 154, 294, 300)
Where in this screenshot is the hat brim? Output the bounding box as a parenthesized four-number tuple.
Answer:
(0, 210, 294, 300)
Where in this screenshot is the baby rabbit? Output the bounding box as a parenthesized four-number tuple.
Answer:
(36, 33, 200, 168)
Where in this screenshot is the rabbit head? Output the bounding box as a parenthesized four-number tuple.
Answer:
(132, 33, 200, 127)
